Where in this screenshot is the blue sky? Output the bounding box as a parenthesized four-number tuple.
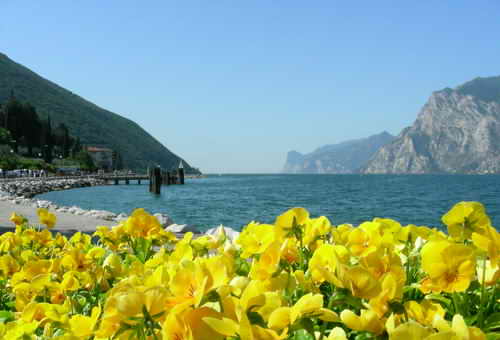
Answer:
(2, 1, 499, 173)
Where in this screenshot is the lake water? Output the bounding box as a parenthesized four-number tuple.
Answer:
(38, 174, 500, 232)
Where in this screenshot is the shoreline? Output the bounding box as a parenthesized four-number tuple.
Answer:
(0, 176, 239, 239)
(0, 177, 173, 231)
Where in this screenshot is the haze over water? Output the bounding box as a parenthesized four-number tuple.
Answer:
(39, 174, 500, 232)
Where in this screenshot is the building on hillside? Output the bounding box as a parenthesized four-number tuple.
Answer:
(87, 146, 113, 170)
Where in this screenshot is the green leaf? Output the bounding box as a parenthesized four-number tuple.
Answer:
(0, 310, 14, 323)
(388, 301, 406, 315)
(486, 332, 500, 340)
(291, 329, 315, 340)
(299, 318, 316, 337)
(425, 293, 452, 309)
(484, 312, 500, 332)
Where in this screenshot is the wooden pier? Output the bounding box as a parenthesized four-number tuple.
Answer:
(98, 174, 149, 185)
(98, 161, 186, 194)
(148, 161, 185, 194)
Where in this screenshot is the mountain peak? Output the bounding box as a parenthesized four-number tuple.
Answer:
(283, 132, 395, 174)
(455, 76, 500, 103)
(363, 75, 500, 174)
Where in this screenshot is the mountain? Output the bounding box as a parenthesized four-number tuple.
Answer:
(282, 132, 395, 173)
(363, 76, 500, 174)
(0, 52, 199, 173)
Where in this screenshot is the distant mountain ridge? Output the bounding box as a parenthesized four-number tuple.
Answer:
(0, 52, 198, 172)
(283, 132, 395, 173)
(363, 76, 500, 174)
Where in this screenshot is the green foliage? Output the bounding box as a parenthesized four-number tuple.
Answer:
(0, 53, 199, 173)
(112, 150, 124, 170)
(0, 93, 77, 163)
(0, 127, 11, 145)
(73, 150, 96, 171)
(0, 149, 54, 170)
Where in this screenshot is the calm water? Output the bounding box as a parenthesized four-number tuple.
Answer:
(38, 174, 500, 232)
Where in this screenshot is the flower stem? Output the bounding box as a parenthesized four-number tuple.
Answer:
(477, 256, 487, 328)
(318, 283, 336, 340)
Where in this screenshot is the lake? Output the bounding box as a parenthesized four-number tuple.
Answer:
(38, 174, 500, 232)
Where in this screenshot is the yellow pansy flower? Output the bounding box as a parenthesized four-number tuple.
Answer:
(0, 254, 20, 278)
(268, 293, 338, 330)
(340, 308, 385, 335)
(37, 208, 56, 229)
(347, 223, 381, 257)
(168, 260, 208, 307)
(420, 240, 476, 293)
(472, 225, 500, 268)
(327, 327, 348, 340)
(442, 201, 491, 241)
(9, 212, 25, 226)
(274, 207, 310, 239)
(308, 244, 346, 286)
(404, 300, 445, 326)
(303, 215, 332, 247)
(3, 320, 39, 340)
(115, 289, 146, 317)
(388, 320, 432, 340)
(369, 272, 402, 317)
(69, 305, 101, 338)
(342, 266, 381, 300)
(249, 241, 281, 281)
(103, 253, 123, 277)
(432, 314, 486, 340)
(237, 222, 276, 258)
(124, 208, 163, 238)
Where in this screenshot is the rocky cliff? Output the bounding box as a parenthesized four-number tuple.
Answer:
(283, 132, 395, 173)
(363, 76, 500, 174)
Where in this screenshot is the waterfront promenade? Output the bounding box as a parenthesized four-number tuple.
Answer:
(0, 199, 111, 235)
(0, 175, 116, 235)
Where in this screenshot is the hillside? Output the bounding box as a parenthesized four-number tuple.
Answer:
(363, 76, 500, 174)
(0, 53, 198, 173)
(283, 132, 395, 173)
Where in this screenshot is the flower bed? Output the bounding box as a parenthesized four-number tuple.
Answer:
(0, 202, 498, 339)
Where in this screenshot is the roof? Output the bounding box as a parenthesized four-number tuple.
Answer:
(87, 146, 113, 153)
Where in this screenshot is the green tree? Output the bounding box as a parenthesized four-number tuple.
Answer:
(40, 116, 54, 163)
(21, 103, 41, 156)
(3, 94, 23, 152)
(112, 150, 124, 170)
(54, 123, 72, 158)
(0, 127, 12, 145)
(72, 137, 82, 157)
(74, 150, 96, 171)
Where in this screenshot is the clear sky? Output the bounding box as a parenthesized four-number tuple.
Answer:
(2, 1, 499, 173)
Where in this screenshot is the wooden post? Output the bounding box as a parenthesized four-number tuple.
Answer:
(149, 168, 153, 192)
(152, 167, 161, 194)
(138, 179, 141, 185)
(178, 160, 185, 185)
(179, 168, 185, 185)
(125, 179, 129, 185)
(114, 178, 119, 185)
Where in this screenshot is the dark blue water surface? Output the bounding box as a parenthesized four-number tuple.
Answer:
(38, 174, 500, 232)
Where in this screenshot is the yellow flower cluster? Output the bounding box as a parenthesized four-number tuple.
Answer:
(0, 201, 498, 339)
